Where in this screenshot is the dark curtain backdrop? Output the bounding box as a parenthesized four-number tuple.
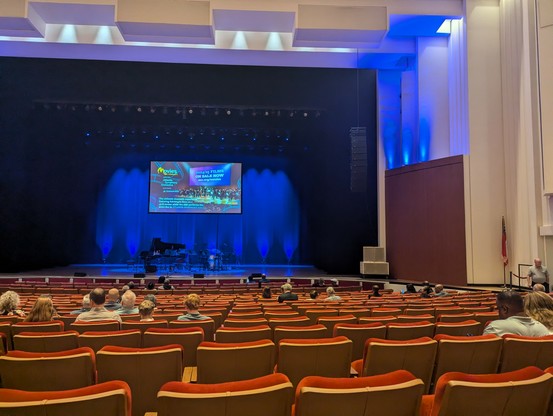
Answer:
(0, 58, 377, 273)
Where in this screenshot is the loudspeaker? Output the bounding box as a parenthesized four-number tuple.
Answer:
(134, 273, 145, 278)
(145, 265, 157, 273)
(194, 273, 205, 279)
(74, 272, 87, 277)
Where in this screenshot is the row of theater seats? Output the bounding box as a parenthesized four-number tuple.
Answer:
(2, 333, 553, 414)
(1, 366, 553, 416)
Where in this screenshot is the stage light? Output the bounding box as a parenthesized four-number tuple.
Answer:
(97, 105, 103, 111)
(188, 108, 193, 114)
(175, 108, 181, 115)
(303, 112, 308, 118)
(111, 106, 116, 113)
(220, 136, 225, 141)
(150, 107, 156, 114)
(137, 107, 142, 112)
(289, 111, 294, 117)
(226, 109, 231, 115)
(264, 110, 269, 116)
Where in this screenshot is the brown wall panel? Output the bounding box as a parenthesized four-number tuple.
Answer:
(385, 156, 466, 286)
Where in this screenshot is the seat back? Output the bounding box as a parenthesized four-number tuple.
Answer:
(143, 327, 204, 366)
(294, 370, 424, 416)
(386, 321, 435, 340)
(78, 330, 142, 352)
(0, 380, 132, 416)
(396, 314, 436, 323)
(305, 309, 338, 324)
(215, 325, 272, 343)
(317, 315, 357, 337)
(333, 323, 387, 361)
(434, 320, 482, 337)
(268, 316, 312, 331)
(197, 340, 275, 383)
(277, 336, 352, 387)
(499, 334, 553, 372)
(97, 344, 184, 416)
(156, 373, 293, 416)
(273, 325, 328, 345)
(432, 366, 552, 416)
(13, 331, 79, 352)
(121, 320, 168, 333)
(362, 337, 437, 393)
(432, 334, 503, 388)
(0, 347, 96, 391)
(223, 318, 269, 328)
(169, 319, 215, 341)
(437, 313, 475, 323)
(11, 321, 64, 336)
(70, 320, 120, 334)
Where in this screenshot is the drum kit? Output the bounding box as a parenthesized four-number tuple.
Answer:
(187, 244, 236, 272)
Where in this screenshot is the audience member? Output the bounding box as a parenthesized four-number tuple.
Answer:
(161, 279, 174, 290)
(139, 300, 155, 321)
(533, 283, 546, 292)
(405, 284, 417, 294)
(262, 286, 272, 299)
(434, 284, 449, 297)
(523, 291, 553, 332)
(278, 283, 299, 303)
(313, 278, 325, 287)
(324, 286, 342, 302)
(421, 285, 433, 298)
(144, 293, 157, 306)
(75, 288, 122, 322)
(527, 258, 550, 292)
(121, 285, 130, 294)
(483, 291, 549, 337)
(177, 294, 210, 321)
(330, 278, 339, 287)
(371, 285, 382, 298)
(70, 294, 91, 315)
(0, 290, 25, 317)
(147, 282, 155, 290)
(24, 297, 55, 322)
(308, 290, 319, 300)
(104, 288, 121, 310)
(127, 281, 135, 290)
(116, 290, 138, 314)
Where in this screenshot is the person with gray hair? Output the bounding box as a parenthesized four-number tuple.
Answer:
(324, 286, 341, 302)
(483, 290, 549, 337)
(75, 288, 122, 323)
(277, 283, 298, 303)
(533, 283, 546, 292)
(70, 294, 91, 315)
(104, 288, 121, 310)
(0, 290, 25, 317)
(527, 258, 549, 292)
(116, 290, 138, 314)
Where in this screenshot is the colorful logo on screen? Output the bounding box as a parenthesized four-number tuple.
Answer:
(157, 167, 178, 176)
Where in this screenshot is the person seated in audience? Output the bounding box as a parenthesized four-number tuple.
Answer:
(308, 290, 319, 300)
(483, 290, 549, 337)
(421, 285, 433, 298)
(127, 281, 135, 290)
(104, 288, 121, 311)
(0, 290, 25, 317)
(370, 285, 382, 298)
(533, 283, 546, 292)
(75, 288, 122, 323)
(324, 286, 342, 302)
(434, 284, 449, 297)
(139, 300, 155, 321)
(24, 296, 56, 322)
(144, 293, 157, 307)
(147, 281, 155, 290)
(523, 291, 553, 332)
(262, 286, 272, 299)
(161, 279, 174, 290)
(404, 283, 417, 294)
(116, 290, 139, 315)
(177, 294, 210, 321)
(330, 278, 339, 287)
(278, 283, 299, 303)
(313, 278, 325, 287)
(70, 294, 91, 315)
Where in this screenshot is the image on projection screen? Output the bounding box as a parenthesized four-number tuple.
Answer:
(149, 161, 242, 214)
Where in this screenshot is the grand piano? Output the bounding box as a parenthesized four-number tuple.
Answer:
(140, 238, 186, 272)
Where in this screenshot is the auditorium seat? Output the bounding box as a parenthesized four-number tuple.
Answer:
(97, 344, 184, 416)
(403, 307, 435, 316)
(227, 311, 265, 320)
(436, 312, 475, 323)
(169, 319, 215, 341)
(143, 327, 204, 366)
(196, 340, 275, 384)
(263, 311, 301, 319)
(337, 308, 372, 319)
(316, 315, 357, 337)
(273, 325, 326, 345)
(499, 334, 553, 372)
(0, 322, 12, 350)
(78, 330, 142, 352)
(366, 308, 401, 318)
(0, 347, 96, 390)
(0, 380, 132, 416)
(294, 370, 424, 416)
(215, 325, 272, 343)
(396, 314, 436, 323)
(433, 320, 481, 337)
(432, 334, 503, 389)
(276, 336, 352, 387)
(358, 316, 398, 324)
(203, 312, 224, 330)
(11, 320, 64, 336)
(351, 337, 437, 393)
(333, 323, 387, 361)
(223, 318, 269, 328)
(121, 320, 168, 333)
(419, 366, 552, 416)
(268, 316, 312, 331)
(13, 330, 79, 352)
(155, 373, 292, 416)
(304, 309, 338, 325)
(386, 321, 435, 341)
(70, 320, 120, 334)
